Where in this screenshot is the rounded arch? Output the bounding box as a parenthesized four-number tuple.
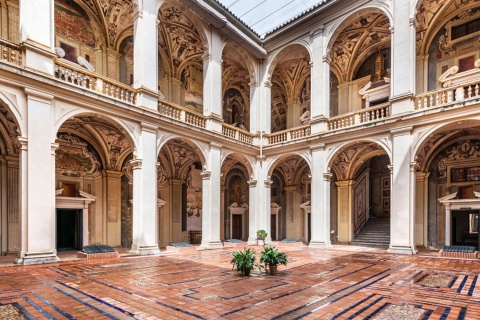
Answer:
(413, 119, 480, 172)
(265, 41, 312, 82)
(53, 110, 138, 155)
(325, 4, 393, 52)
(156, 134, 207, 166)
(0, 90, 24, 137)
(266, 152, 312, 178)
(220, 151, 254, 177)
(417, 1, 480, 56)
(327, 139, 392, 180)
(221, 41, 258, 83)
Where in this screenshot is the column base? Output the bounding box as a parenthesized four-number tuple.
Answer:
(198, 240, 223, 250)
(247, 237, 257, 245)
(309, 240, 332, 248)
(130, 244, 160, 256)
(387, 245, 417, 255)
(14, 250, 59, 265)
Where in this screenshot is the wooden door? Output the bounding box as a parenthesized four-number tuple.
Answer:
(232, 214, 242, 239)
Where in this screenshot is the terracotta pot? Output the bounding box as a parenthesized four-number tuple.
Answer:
(269, 264, 277, 276)
(243, 267, 251, 276)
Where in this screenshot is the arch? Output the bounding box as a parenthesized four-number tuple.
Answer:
(222, 40, 258, 83)
(327, 138, 392, 180)
(417, 1, 480, 57)
(325, 4, 393, 52)
(0, 90, 24, 137)
(156, 135, 207, 167)
(220, 151, 254, 177)
(53, 111, 138, 168)
(266, 152, 312, 178)
(265, 41, 312, 82)
(413, 119, 480, 172)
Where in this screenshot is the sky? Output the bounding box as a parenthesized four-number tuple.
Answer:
(216, 0, 324, 37)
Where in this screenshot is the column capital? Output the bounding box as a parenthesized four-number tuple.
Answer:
(210, 141, 222, 150)
(265, 179, 273, 188)
(323, 172, 333, 181)
(129, 158, 142, 170)
(284, 185, 297, 192)
(390, 126, 412, 135)
(264, 80, 272, 88)
(336, 180, 354, 188)
(200, 170, 211, 180)
(247, 179, 257, 187)
(322, 54, 332, 64)
(310, 142, 325, 151)
(202, 52, 212, 62)
(141, 122, 158, 132)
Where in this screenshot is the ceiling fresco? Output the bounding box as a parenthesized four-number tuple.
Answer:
(330, 13, 390, 82)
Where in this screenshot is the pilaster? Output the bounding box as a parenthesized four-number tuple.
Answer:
(130, 123, 160, 255)
(388, 127, 417, 254)
(335, 180, 354, 243)
(199, 142, 223, 249)
(20, 0, 55, 75)
(247, 178, 257, 244)
(203, 27, 223, 132)
(133, 4, 159, 110)
(309, 143, 332, 248)
(310, 26, 329, 134)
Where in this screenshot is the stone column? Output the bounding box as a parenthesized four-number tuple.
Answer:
(203, 27, 223, 132)
(388, 127, 417, 254)
(286, 101, 301, 129)
(130, 123, 160, 255)
(310, 26, 329, 134)
(171, 78, 183, 106)
(220, 185, 226, 241)
(19, 0, 55, 74)
(0, 157, 5, 255)
(170, 179, 183, 242)
(415, 172, 430, 248)
(309, 143, 332, 247)
(199, 142, 223, 249)
(6, 156, 19, 254)
(105, 170, 123, 247)
(133, 1, 159, 110)
(262, 81, 272, 134)
(390, 4, 416, 115)
(16, 89, 57, 265)
(106, 48, 120, 81)
(264, 177, 273, 244)
(336, 180, 354, 243)
(92, 171, 105, 244)
(247, 178, 257, 244)
(284, 185, 298, 238)
(249, 81, 260, 133)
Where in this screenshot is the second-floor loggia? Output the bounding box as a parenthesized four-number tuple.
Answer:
(2, 0, 480, 148)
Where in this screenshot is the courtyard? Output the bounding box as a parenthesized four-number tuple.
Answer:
(0, 245, 478, 319)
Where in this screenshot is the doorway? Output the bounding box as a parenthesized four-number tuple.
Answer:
(232, 214, 242, 239)
(452, 210, 479, 249)
(56, 209, 83, 251)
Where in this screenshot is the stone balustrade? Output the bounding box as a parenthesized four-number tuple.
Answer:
(158, 100, 207, 129)
(0, 39, 21, 66)
(221, 123, 254, 144)
(54, 59, 137, 105)
(414, 81, 480, 111)
(328, 102, 390, 131)
(267, 125, 311, 145)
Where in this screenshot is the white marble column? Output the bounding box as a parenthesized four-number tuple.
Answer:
(390, 2, 416, 115)
(247, 178, 257, 244)
(264, 177, 273, 244)
(203, 27, 223, 132)
(262, 81, 272, 134)
(249, 81, 260, 133)
(388, 127, 417, 254)
(133, 1, 158, 109)
(310, 26, 329, 134)
(130, 123, 160, 255)
(16, 89, 57, 265)
(19, 0, 55, 75)
(415, 172, 430, 247)
(199, 142, 223, 249)
(309, 143, 332, 248)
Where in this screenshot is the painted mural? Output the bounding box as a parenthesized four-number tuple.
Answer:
(55, 133, 101, 177)
(55, 0, 95, 47)
(186, 165, 202, 230)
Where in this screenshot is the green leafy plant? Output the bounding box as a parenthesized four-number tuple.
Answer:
(260, 246, 288, 267)
(230, 248, 263, 276)
(256, 230, 268, 239)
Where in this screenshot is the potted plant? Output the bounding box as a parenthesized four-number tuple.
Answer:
(256, 230, 268, 246)
(260, 246, 288, 276)
(230, 247, 263, 276)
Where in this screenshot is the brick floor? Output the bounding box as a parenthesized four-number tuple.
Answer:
(0, 245, 478, 319)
